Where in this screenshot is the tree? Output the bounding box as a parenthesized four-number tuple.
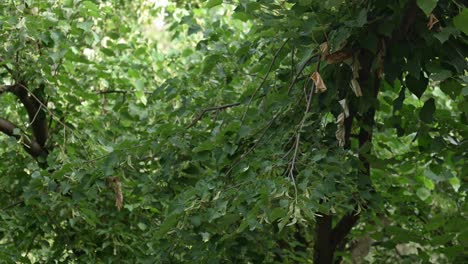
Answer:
(0, 0, 466, 263)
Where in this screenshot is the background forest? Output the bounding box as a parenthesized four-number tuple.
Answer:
(0, 0, 467, 263)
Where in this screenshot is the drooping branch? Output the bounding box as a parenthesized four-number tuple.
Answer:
(241, 38, 290, 122)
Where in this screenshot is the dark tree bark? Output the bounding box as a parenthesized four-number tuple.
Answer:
(0, 117, 48, 158)
(313, 48, 380, 263)
(0, 83, 49, 165)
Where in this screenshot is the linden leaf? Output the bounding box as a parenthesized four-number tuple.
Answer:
(416, 0, 438, 16)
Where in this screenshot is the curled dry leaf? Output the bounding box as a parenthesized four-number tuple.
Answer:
(336, 99, 349, 147)
(108, 177, 123, 211)
(339, 99, 349, 118)
(350, 79, 363, 97)
(336, 113, 346, 147)
(427, 14, 439, 30)
(320, 42, 329, 55)
(311, 71, 327, 93)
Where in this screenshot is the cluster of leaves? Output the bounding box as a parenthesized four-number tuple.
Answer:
(0, 0, 466, 263)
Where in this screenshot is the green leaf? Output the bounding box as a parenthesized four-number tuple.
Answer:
(206, 0, 222, 8)
(82, 1, 100, 17)
(77, 21, 93, 31)
(405, 73, 428, 98)
(434, 27, 459, 43)
(232, 11, 251, 21)
(440, 79, 462, 99)
(238, 125, 250, 138)
(83, 1, 99, 12)
(80, 207, 98, 227)
(419, 98, 435, 123)
(101, 48, 115, 56)
(137, 222, 147, 231)
(135, 90, 147, 106)
(453, 8, 468, 35)
(416, 0, 438, 16)
(448, 177, 460, 192)
(329, 27, 351, 52)
(133, 79, 145, 90)
(416, 187, 431, 200)
(429, 69, 452, 82)
(157, 214, 179, 236)
(355, 9, 367, 27)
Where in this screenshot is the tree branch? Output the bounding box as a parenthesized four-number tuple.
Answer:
(0, 117, 47, 158)
(331, 210, 360, 249)
(96, 89, 153, 95)
(186, 102, 241, 128)
(1, 82, 49, 163)
(5, 83, 49, 148)
(313, 214, 333, 264)
(241, 38, 289, 122)
(287, 53, 319, 95)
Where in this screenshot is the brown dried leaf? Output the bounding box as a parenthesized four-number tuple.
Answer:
(335, 113, 346, 147)
(320, 42, 329, 55)
(311, 72, 327, 93)
(325, 50, 353, 64)
(339, 99, 349, 117)
(108, 177, 123, 211)
(427, 14, 439, 30)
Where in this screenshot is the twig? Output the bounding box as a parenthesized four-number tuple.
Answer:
(241, 38, 290, 123)
(186, 102, 241, 128)
(1, 200, 24, 211)
(287, 56, 322, 203)
(97, 90, 128, 94)
(96, 90, 153, 95)
(291, 46, 295, 82)
(28, 107, 42, 128)
(287, 53, 319, 95)
(226, 108, 285, 178)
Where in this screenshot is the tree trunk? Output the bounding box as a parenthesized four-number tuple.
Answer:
(313, 48, 380, 263)
(313, 214, 334, 264)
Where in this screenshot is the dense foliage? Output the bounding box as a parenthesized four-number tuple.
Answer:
(0, 0, 467, 263)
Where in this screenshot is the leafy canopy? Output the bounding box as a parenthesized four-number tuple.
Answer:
(0, 0, 466, 263)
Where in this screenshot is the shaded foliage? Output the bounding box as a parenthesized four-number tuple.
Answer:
(0, 0, 467, 263)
